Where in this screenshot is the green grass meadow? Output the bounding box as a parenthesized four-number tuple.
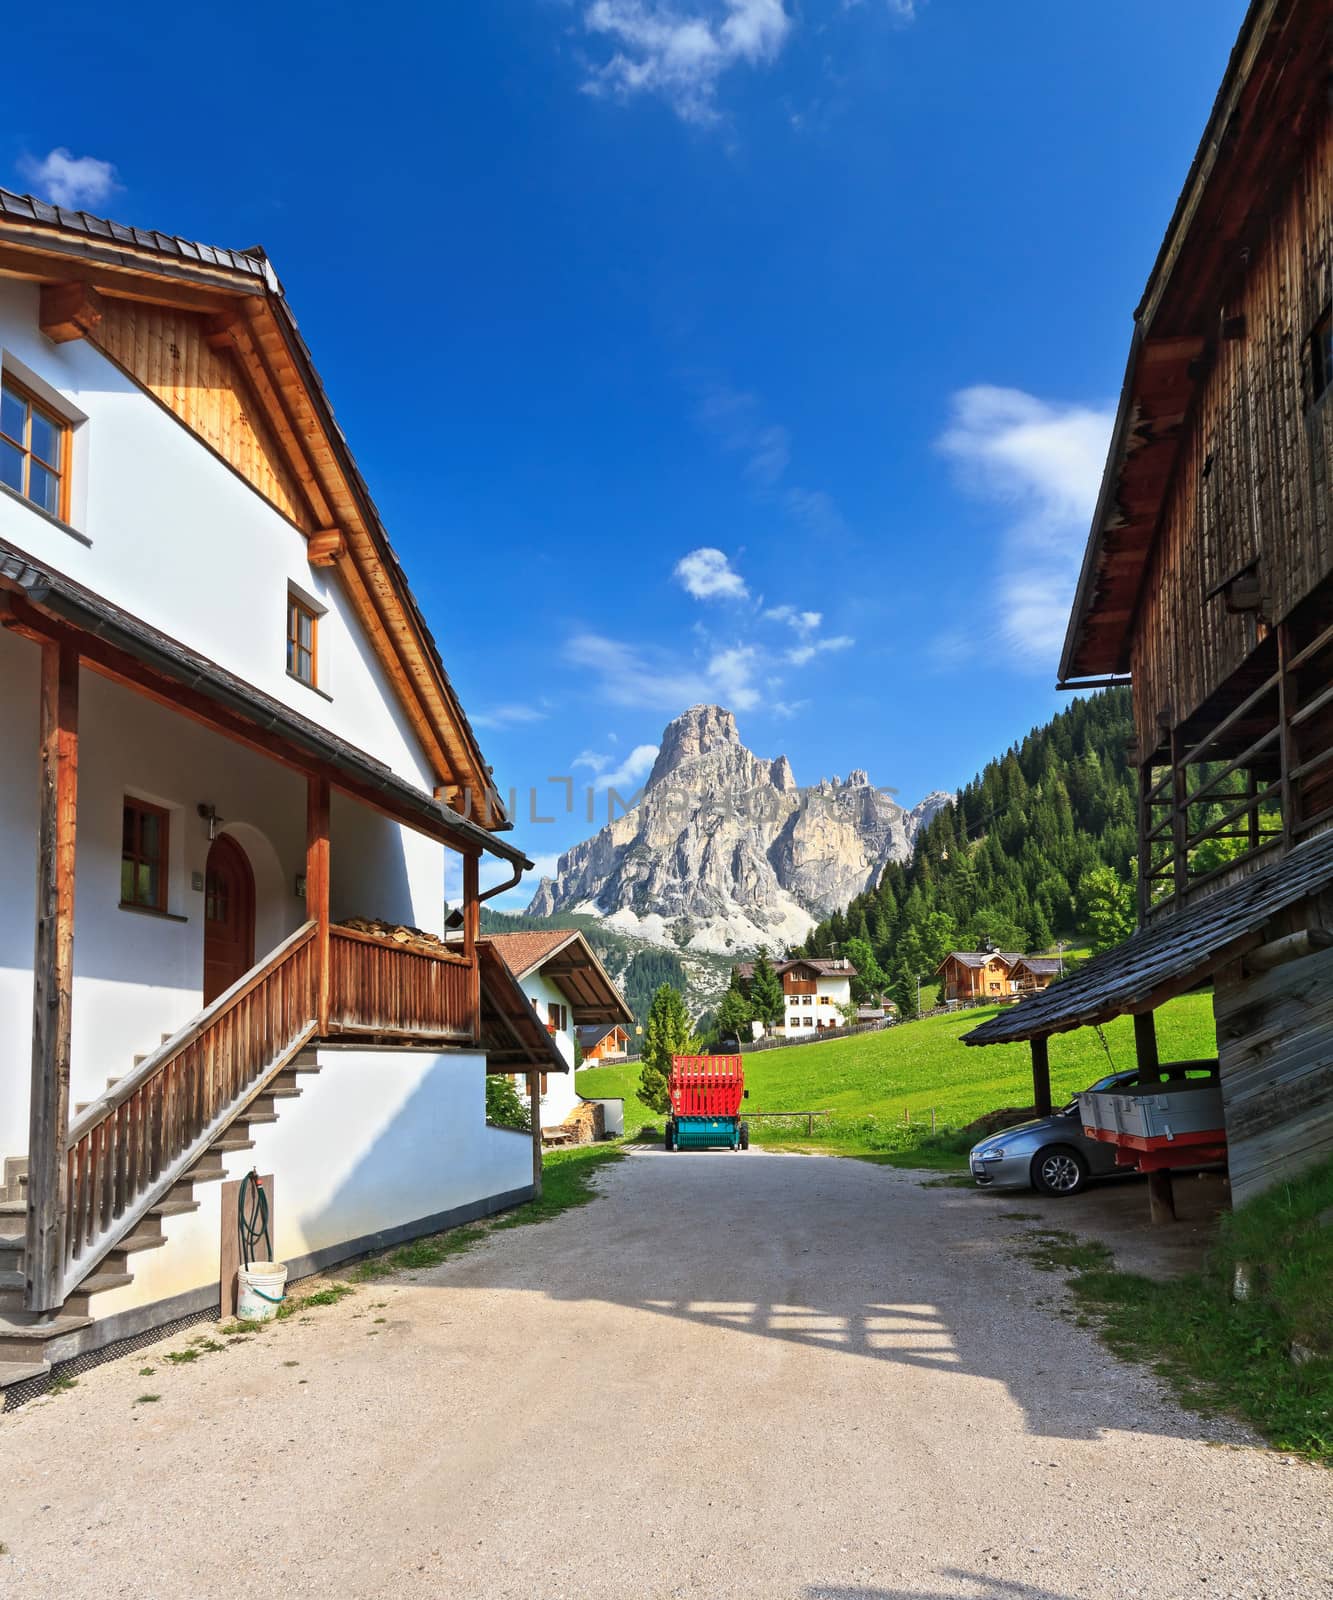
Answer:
(578, 991, 1219, 1158)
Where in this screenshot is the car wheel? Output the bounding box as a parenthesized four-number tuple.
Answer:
(1030, 1145, 1088, 1196)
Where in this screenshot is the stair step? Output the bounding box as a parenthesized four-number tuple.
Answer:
(187, 1159, 226, 1184)
(0, 1313, 93, 1362)
(0, 1359, 51, 1388)
(63, 1272, 135, 1315)
(245, 1110, 279, 1125)
(150, 1198, 200, 1219)
(209, 1133, 255, 1154)
(268, 1082, 303, 1099)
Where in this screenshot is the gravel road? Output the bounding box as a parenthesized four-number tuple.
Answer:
(0, 1149, 1327, 1599)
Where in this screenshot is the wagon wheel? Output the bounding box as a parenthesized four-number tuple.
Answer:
(738, 1122, 750, 1150)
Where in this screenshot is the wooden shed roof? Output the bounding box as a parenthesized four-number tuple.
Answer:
(963, 828, 1333, 1046)
(1059, 0, 1329, 684)
(0, 186, 508, 828)
(478, 943, 569, 1073)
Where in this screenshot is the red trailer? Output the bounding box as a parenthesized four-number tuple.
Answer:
(666, 1055, 749, 1151)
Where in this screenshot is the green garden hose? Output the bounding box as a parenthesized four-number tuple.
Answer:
(238, 1169, 272, 1270)
(237, 1170, 285, 1306)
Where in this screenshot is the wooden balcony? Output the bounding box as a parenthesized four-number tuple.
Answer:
(327, 925, 479, 1042)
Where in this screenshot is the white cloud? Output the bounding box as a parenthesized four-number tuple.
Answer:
(17, 148, 119, 210)
(786, 634, 853, 666)
(581, 0, 793, 125)
(471, 702, 547, 730)
(589, 743, 660, 792)
(565, 631, 761, 712)
(674, 546, 749, 601)
(937, 385, 1113, 666)
(763, 604, 822, 635)
(572, 749, 612, 775)
(706, 645, 760, 710)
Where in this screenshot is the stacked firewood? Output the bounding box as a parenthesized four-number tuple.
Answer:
(336, 916, 457, 957)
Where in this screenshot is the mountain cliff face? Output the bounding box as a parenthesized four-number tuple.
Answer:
(527, 705, 952, 953)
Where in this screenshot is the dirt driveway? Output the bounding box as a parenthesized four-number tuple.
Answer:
(1, 1150, 1328, 1600)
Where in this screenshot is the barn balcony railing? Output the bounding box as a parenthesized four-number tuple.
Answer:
(1140, 609, 1333, 920)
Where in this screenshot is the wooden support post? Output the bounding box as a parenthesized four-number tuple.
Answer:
(463, 851, 481, 1043)
(1147, 1168, 1177, 1225)
(526, 1070, 543, 1199)
(1030, 1035, 1051, 1117)
(305, 776, 331, 1035)
(1135, 760, 1152, 924)
(26, 639, 79, 1313)
(1277, 621, 1296, 846)
(1133, 1009, 1161, 1084)
(1169, 724, 1189, 899)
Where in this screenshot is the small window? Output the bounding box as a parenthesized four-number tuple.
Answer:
(0, 375, 68, 519)
(286, 593, 318, 686)
(121, 798, 169, 912)
(1310, 306, 1333, 406)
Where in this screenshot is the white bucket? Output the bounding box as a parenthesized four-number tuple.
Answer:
(236, 1261, 288, 1322)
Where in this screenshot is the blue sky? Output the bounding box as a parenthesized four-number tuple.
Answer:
(5, 0, 1246, 903)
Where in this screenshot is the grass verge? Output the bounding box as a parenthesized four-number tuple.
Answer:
(348, 1142, 623, 1282)
(1018, 1157, 1333, 1465)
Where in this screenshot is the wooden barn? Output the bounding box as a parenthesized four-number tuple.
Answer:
(966, 0, 1333, 1206)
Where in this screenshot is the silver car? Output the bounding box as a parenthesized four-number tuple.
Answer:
(968, 1070, 1140, 1196)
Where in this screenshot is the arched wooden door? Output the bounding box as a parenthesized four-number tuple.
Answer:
(203, 835, 255, 1005)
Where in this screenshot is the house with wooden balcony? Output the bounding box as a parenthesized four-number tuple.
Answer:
(0, 190, 567, 1386)
(935, 948, 1021, 1006)
(480, 930, 632, 1134)
(733, 957, 856, 1037)
(965, 0, 1333, 1210)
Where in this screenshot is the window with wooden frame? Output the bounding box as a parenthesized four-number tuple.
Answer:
(548, 1001, 568, 1032)
(1309, 305, 1333, 408)
(286, 592, 318, 687)
(121, 798, 170, 912)
(0, 375, 69, 520)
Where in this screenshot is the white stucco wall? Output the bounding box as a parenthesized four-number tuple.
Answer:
(88, 1045, 532, 1320)
(0, 642, 448, 1153)
(0, 277, 435, 791)
(513, 969, 578, 1128)
(781, 976, 853, 1037)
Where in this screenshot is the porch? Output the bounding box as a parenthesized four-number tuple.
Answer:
(0, 541, 546, 1333)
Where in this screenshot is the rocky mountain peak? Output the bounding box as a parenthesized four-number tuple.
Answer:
(529, 705, 954, 955)
(647, 704, 742, 787)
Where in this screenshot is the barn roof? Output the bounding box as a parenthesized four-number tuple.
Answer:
(1059, 0, 1328, 684)
(963, 828, 1333, 1046)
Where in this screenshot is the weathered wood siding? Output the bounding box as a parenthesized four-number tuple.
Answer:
(1213, 941, 1333, 1205)
(92, 299, 310, 529)
(1132, 105, 1333, 753)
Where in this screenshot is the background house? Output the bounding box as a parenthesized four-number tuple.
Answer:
(734, 957, 856, 1038)
(936, 948, 1020, 1006)
(577, 1023, 631, 1064)
(481, 931, 632, 1132)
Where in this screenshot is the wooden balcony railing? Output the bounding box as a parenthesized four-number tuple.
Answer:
(51, 922, 319, 1309)
(327, 925, 478, 1041)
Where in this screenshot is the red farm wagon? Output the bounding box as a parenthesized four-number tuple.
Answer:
(665, 1055, 750, 1151)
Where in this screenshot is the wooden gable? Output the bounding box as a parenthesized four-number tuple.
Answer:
(93, 298, 310, 529)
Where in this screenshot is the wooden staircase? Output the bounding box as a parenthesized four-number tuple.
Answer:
(0, 923, 320, 1388)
